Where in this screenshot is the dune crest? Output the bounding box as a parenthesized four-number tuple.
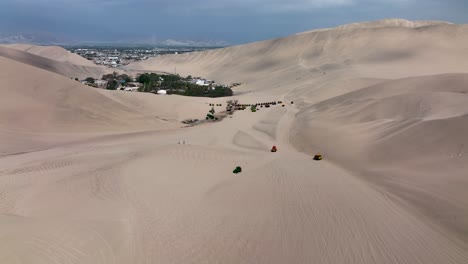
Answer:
(0, 55, 176, 154)
(298, 18, 455, 35)
(0, 45, 111, 79)
(1, 44, 96, 66)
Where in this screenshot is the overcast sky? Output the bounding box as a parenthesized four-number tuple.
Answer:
(1, 0, 467, 44)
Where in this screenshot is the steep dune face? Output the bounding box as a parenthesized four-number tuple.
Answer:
(126, 19, 468, 242)
(127, 20, 468, 86)
(0, 56, 174, 154)
(0, 44, 95, 66)
(300, 18, 453, 33)
(0, 45, 109, 79)
(291, 73, 468, 240)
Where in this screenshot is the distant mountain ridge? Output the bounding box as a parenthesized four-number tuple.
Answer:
(0, 32, 230, 47)
(0, 32, 73, 45)
(157, 39, 230, 47)
(71, 39, 230, 48)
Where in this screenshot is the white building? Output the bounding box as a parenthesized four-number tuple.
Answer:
(127, 82, 142, 88)
(196, 79, 210, 86)
(124, 87, 138, 92)
(95, 80, 108, 87)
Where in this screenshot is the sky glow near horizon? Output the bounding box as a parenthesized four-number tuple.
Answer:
(1, 0, 467, 44)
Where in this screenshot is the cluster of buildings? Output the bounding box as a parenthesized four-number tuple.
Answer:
(117, 82, 142, 91)
(188, 77, 233, 89)
(81, 79, 108, 87)
(191, 78, 213, 86)
(71, 48, 149, 67)
(67, 47, 213, 68)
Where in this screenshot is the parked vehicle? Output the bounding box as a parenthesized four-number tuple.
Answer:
(233, 166, 242, 174)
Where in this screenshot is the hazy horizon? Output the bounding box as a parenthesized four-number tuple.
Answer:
(1, 0, 468, 45)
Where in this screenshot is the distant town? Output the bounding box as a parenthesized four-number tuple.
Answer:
(66, 46, 219, 68)
(66, 45, 240, 98)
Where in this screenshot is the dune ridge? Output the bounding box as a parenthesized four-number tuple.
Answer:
(0, 45, 111, 79)
(0, 55, 177, 154)
(128, 19, 468, 83)
(298, 18, 455, 34)
(0, 44, 96, 66)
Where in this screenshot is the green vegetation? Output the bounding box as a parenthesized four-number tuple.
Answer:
(136, 73, 233, 98)
(184, 85, 233, 97)
(85, 77, 95, 84)
(119, 74, 132, 83)
(137, 73, 188, 92)
(102, 72, 133, 90)
(205, 107, 220, 121)
(102, 72, 132, 82)
(106, 80, 118, 90)
(206, 113, 215, 120)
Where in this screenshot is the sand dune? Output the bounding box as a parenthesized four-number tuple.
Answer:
(0, 44, 96, 66)
(127, 19, 468, 85)
(291, 73, 468, 241)
(0, 55, 177, 154)
(96, 88, 217, 122)
(298, 18, 454, 34)
(1, 102, 467, 263)
(0, 45, 110, 79)
(2, 19, 468, 263)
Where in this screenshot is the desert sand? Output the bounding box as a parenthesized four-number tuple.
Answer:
(0, 45, 111, 79)
(1, 19, 468, 263)
(0, 44, 96, 67)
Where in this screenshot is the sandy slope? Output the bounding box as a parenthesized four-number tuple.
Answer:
(2, 19, 468, 263)
(125, 19, 468, 241)
(127, 19, 468, 83)
(96, 89, 217, 123)
(1, 103, 467, 263)
(0, 55, 177, 154)
(0, 44, 96, 66)
(0, 45, 110, 79)
(291, 73, 468, 241)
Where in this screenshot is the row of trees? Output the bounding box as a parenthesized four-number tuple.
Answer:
(82, 72, 233, 97)
(182, 85, 233, 97)
(136, 73, 233, 97)
(102, 72, 133, 90)
(137, 73, 187, 92)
